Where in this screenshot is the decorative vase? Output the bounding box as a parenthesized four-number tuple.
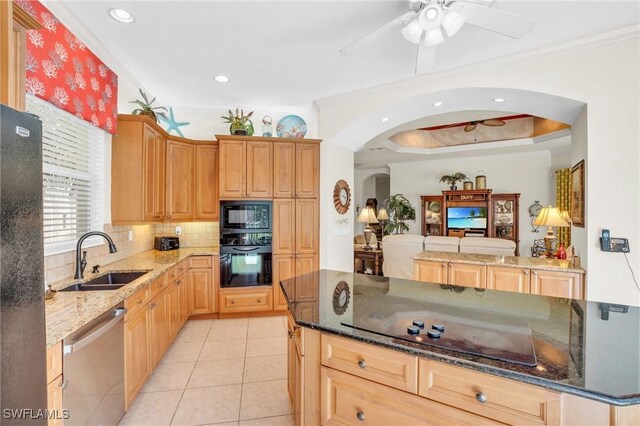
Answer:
(262, 116, 273, 137)
(463, 181, 473, 190)
(476, 170, 487, 189)
(230, 120, 254, 136)
(557, 244, 567, 259)
(450, 185, 457, 190)
(141, 110, 157, 122)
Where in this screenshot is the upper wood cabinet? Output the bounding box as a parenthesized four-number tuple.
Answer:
(195, 145, 219, 220)
(274, 199, 296, 254)
(296, 199, 319, 254)
(295, 143, 320, 198)
(219, 139, 247, 198)
(0, 2, 41, 111)
(219, 139, 273, 198)
(113, 117, 166, 224)
(273, 142, 296, 198)
(166, 139, 195, 221)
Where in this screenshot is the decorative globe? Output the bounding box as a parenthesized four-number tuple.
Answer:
(276, 115, 307, 138)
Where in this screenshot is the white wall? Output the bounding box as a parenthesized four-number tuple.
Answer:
(318, 34, 640, 306)
(388, 150, 555, 255)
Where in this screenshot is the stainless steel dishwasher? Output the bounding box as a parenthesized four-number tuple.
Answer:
(63, 303, 126, 426)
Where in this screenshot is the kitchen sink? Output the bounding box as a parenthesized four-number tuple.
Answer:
(60, 271, 151, 292)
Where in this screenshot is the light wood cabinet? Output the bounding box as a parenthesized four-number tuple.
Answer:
(487, 266, 531, 293)
(190, 267, 214, 315)
(166, 139, 194, 221)
(124, 303, 151, 409)
(322, 367, 502, 426)
(47, 375, 64, 426)
(177, 271, 190, 324)
(195, 144, 219, 220)
(219, 139, 247, 198)
(125, 283, 149, 317)
(273, 199, 296, 254)
(418, 359, 561, 425)
(296, 254, 319, 276)
(149, 289, 169, 368)
(448, 263, 487, 289)
(246, 140, 273, 197)
(273, 255, 296, 310)
(273, 142, 296, 198)
(295, 199, 319, 254)
(46, 341, 62, 385)
(219, 287, 273, 313)
(112, 118, 167, 223)
(0, 2, 40, 111)
(531, 270, 584, 299)
(414, 260, 448, 284)
(295, 143, 320, 198)
(167, 280, 180, 339)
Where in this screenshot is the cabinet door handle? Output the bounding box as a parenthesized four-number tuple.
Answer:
(177, 280, 181, 286)
(356, 411, 365, 422)
(475, 392, 488, 404)
(149, 302, 156, 309)
(257, 299, 262, 303)
(230, 300, 235, 304)
(137, 299, 143, 305)
(523, 270, 529, 275)
(167, 214, 172, 219)
(532, 271, 538, 276)
(357, 359, 366, 369)
(59, 379, 68, 389)
(288, 330, 295, 339)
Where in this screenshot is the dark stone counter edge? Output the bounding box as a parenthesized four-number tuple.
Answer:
(289, 313, 640, 407)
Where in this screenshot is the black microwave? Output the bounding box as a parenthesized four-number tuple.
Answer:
(220, 201, 272, 233)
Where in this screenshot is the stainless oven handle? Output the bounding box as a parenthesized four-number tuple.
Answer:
(64, 307, 126, 354)
(232, 247, 260, 252)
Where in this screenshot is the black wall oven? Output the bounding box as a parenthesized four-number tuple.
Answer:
(219, 201, 272, 288)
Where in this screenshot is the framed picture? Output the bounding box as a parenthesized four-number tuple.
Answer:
(571, 160, 585, 227)
(531, 239, 546, 257)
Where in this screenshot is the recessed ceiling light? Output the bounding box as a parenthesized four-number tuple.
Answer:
(380, 117, 389, 122)
(493, 98, 506, 103)
(109, 8, 135, 23)
(433, 101, 443, 107)
(214, 75, 230, 83)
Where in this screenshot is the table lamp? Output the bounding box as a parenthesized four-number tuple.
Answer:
(377, 208, 389, 236)
(357, 207, 379, 251)
(533, 206, 570, 256)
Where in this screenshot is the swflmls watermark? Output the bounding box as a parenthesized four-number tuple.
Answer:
(3, 408, 70, 420)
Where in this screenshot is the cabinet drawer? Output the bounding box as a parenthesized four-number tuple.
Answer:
(419, 359, 561, 425)
(219, 288, 272, 313)
(149, 274, 167, 299)
(322, 367, 502, 426)
(321, 334, 418, 393)
(46, 341, 62, 384)
(190, 255, 212, 269)
(125, 283, 149, 317)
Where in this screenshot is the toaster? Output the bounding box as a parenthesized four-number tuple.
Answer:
(155, 236, 180, 251)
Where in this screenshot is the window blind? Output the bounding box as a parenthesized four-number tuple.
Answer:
(26, 94, 105, 247)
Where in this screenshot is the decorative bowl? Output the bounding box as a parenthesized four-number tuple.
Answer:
(276, 115, 307, 138)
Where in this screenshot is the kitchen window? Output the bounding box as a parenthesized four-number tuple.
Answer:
(26, 94, 107, 255)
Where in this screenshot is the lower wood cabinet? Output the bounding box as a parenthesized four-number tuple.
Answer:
(124, 303, 151, 408)
(149, 288, 170, 369)
(47, 374, 64, 426)
(273, 254, 318, 310)
(487, 265, 531, 293)
(219, 287, 272, 313)
(414, 260, 448, 284)
(190, 255, 217, 315)
(321, 367, 502, 426)
(531, 269, 584, 299)
(448, 263, 486, 289)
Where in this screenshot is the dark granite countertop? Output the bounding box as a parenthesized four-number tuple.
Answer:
(281, 270, 640, 406)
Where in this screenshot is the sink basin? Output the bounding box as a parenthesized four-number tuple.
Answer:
(60, 271, 150, 292)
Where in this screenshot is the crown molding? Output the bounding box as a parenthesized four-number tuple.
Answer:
(315, 24, 640, 109)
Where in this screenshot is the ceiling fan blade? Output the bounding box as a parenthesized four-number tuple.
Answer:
(340, 11, 416, 56)
(462, 2, 534, 39)
(415, 44, 437, 75)
(482, 118, 506, 126)
(464, 123, 477, 132)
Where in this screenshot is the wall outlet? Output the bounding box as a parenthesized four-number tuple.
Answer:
(128, 230, 133, 241)
(176, 226, 182, 236)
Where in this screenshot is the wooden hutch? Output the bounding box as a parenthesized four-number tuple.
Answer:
(421, 190, 520, 255)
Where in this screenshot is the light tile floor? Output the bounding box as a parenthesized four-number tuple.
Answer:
(119, 316, 293, 426)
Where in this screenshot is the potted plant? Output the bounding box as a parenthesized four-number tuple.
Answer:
(383, 194, 416, 234)
(130, 89, 168, 122)
(221, 108, 255, 136)
(439, 172, 468, 190)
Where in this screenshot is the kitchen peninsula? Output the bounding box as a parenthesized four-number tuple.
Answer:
(281, 270, 640, 426)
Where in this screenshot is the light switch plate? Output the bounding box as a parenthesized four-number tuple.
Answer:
(176, 226, 182, 236)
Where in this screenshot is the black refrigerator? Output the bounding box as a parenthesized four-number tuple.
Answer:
(0, 104, 48, 424)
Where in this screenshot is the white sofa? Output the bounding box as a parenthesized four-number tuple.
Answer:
(381, 234, 425, 279)
(423, 236, 460, 252)
(459, 236, 516, 256)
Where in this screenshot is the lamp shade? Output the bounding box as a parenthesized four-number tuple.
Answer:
(377, 208, 389, 221)
(533, 206, 570, 227)
(357, 207, 379, 224)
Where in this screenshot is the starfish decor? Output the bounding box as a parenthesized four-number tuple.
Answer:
(159, 107, 190, 137)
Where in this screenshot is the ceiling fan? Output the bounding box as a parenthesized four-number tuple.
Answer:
(464, 118, 505, 132)
(339, 0, 534, 75)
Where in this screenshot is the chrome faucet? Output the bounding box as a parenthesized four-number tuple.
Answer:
(74, 232, 118, 279)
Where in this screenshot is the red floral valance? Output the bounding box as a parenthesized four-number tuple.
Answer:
(18, 0, 118, 134)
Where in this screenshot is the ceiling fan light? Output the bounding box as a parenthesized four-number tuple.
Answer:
(418, 5, 444, 31)
(442, 10, 466, 37)
(423, 28, 444, 46)
(401, 19, 423, 44)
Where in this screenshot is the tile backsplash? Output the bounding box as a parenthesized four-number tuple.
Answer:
(44, 221, 219, 284)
